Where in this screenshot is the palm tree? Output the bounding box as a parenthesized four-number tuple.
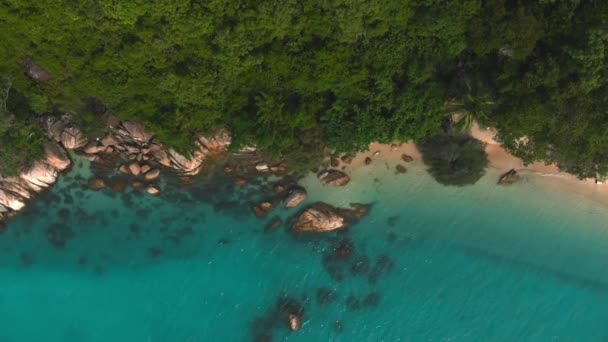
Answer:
(444, 77, 496, 133)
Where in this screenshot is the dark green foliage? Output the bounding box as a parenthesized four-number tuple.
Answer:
(0, 0, 606, 178)
(418, 134, 488, 186)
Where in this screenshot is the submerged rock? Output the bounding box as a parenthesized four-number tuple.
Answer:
(88, 178, 106, 190)
(318, 170, 350, 186)
(293, 203, 347, 233)
(395, 164, 407, 173)
(364, 157, 372, 165)
(283, 187, 307, 208)
(498, 169, 520, 185)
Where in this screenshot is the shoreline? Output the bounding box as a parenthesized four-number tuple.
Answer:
(338, 121, 608, 208)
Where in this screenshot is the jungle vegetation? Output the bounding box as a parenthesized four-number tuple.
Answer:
(0, 0, 606, 178)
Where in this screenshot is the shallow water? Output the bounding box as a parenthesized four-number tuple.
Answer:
(2, 158, 608, 341)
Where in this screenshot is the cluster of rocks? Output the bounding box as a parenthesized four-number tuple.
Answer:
(1, 140, 71, 224)
(2, 114, 233, 225)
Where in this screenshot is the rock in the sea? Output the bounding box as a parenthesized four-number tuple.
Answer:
(22, 56, 51, 81)
(266, 217, 282, 231)
(144, 168, 160, 181)
(132, 181, 145, 189)
(255, 162, 270, 172)
(318, 170, 350, 186)
(128, 163, 141, 176)
(147, 186, 160, 195)
(284, 187, 307, 208)
(140, 165, 151, 174)
(288, 313, 302, 332)
(43, 141, 71, 171)
(60, 126, 88, 149)
(293, 203, 347, 233)
(260, 201, 274, 211)
(364, 157, 372, 165)
(119, 164, 130, 175)
(395, 164, 407, 173)
(88, 178, 106, 190)
(498, 169, 520, 185)
(234, 176, 248, 186)
(401, 153, 414, 162)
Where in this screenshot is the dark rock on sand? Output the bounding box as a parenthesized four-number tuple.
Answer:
(498, 169, 520, 185)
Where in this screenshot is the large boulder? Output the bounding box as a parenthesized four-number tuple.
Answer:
(19, 162, 58, 190)
(60, 126, 88, 149)
(41, 116, 65, 142)
(22, 56, 51, 81)
(43, 141, 71, 171)
(318, 170, 350, 186)
(120, 121, 152, 143)
(284, 188, 307, 208)
(293, 203, 347, 233)
(168, 148, 205, 175)
(196, 128, 232, 154)
(0, 188, 27, 211)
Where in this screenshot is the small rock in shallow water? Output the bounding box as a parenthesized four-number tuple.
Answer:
(234, 176, 248, 186)
(87, 178, 106, 190)
(128, 162, 141, 176)
(395, 164, 407, 173)
(401, 153, 414, 162)
(132, 181, 145, 189)
(364, 157, 372, 165)
(147, 186, 160, 196)
(265, 217, 282, 231)
(283, 187, 307, 208)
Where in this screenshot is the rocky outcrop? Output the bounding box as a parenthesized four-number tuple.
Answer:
(42, 115, 87, 149)
(293, 202, 371, 233)
(293, 203, 347, 233)
(43, 141, 71, 171)
(318, 169, 350, 186)
(0, 139, 72, 223)
(498, 169, 520, 185)
(284, 187, 307, 208)
(22, 56, 51, 81)
(119, 121, 152, 143)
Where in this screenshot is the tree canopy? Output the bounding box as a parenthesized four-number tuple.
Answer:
(1, 0, 606, 178)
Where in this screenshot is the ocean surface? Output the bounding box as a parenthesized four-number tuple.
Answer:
(2, 156, 608, 342)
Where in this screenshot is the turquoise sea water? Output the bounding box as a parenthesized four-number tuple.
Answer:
(2, 157, 608, 341)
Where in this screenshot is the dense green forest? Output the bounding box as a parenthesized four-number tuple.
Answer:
(0, 0, 606, 178)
